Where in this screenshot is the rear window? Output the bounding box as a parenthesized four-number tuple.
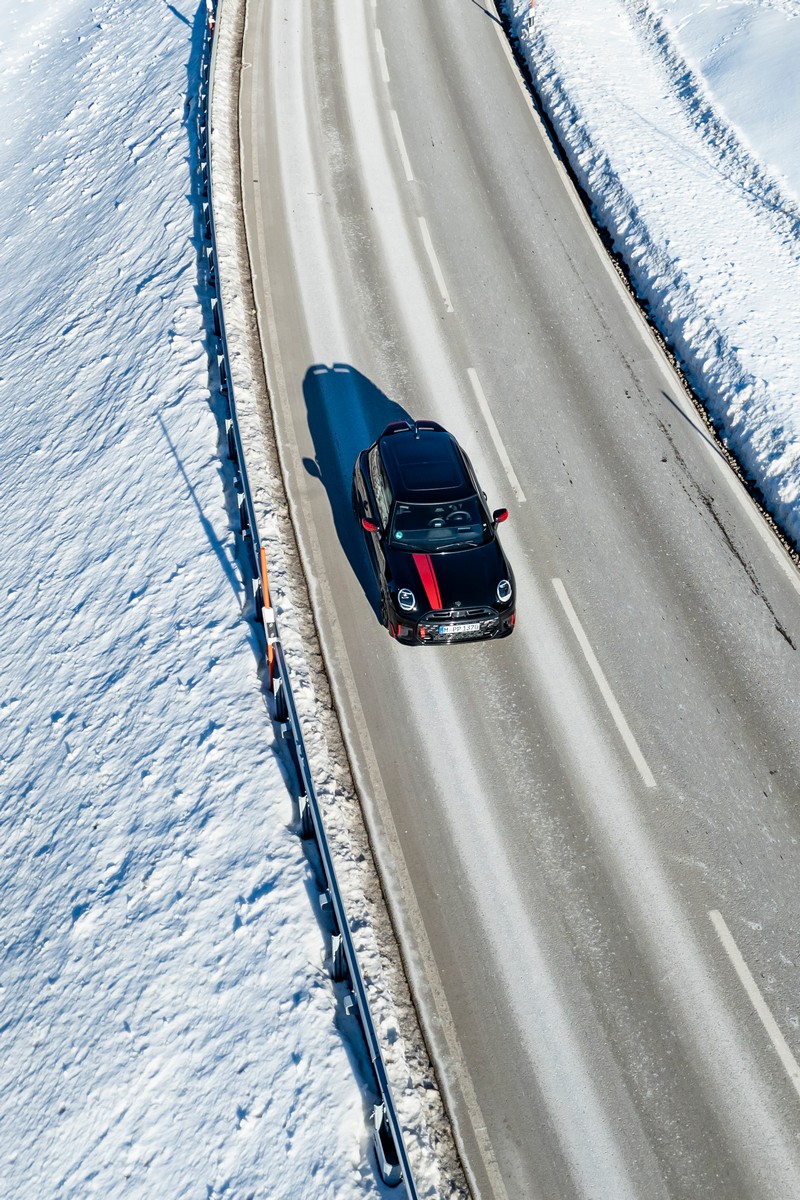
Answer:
(380, 432, 469, 498)
(396, 448, 464, 493)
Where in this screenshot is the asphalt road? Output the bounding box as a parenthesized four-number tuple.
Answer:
(239, 2, 800, 1196)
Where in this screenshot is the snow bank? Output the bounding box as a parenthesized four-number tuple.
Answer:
(504, 0, 800, 546)
(0, 0, 385, 1194)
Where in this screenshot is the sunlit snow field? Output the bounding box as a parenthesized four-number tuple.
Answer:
(664, 0, 800, 198)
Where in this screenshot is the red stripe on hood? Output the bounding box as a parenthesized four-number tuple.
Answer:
(412, 553, 442, 611)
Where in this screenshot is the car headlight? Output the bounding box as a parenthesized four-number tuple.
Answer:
(398, 588, 416, 612)
(496, 579, 512, 603)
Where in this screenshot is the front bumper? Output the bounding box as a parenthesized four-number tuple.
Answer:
(389, 606, 516, 645)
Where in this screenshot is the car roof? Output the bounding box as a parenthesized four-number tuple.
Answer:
(379, 426, 474, 503)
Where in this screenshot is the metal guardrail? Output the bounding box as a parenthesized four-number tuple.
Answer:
(199, 3, 418, 1194)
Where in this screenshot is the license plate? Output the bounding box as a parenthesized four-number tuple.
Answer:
(438, 622, 482, 635)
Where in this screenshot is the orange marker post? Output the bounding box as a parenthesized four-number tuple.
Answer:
(259, 545, 275, 686)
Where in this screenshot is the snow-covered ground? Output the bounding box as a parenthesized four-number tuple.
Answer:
(0, 1, 388, 1194)
(505, 0, 800, 547)
(6, 0, 799, 1192)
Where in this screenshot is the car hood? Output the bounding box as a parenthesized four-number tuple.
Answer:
(388, 538, 512, 613)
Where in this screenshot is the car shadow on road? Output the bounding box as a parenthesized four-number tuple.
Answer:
(302, 363, 413, 623)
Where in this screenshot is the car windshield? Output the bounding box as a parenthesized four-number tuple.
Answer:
(389, 497, 490, 551)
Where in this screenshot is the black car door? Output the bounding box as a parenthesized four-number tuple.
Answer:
(367, 446, 394, 586)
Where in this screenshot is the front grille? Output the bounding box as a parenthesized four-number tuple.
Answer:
(424, 607, 495, 622)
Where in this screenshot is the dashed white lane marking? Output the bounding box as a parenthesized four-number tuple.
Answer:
(709, 910, 800, 1103)
(374, 27, 390, 83)
(390, 109, 414, 183)
(467, 368, 526, 503)
(418, 216, 454, 313)
(552, 579, 657, 789)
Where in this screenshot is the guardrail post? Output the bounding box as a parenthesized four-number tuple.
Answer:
(299, 791, 315, 840)
(225, 418, 238, 466)
(371, 1103, 403, 1188)
(217, 350, 228, 398)
(271, 675, 289, 724)
(331, 932, 349, 982)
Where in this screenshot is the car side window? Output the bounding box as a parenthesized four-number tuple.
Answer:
(369, 447, 392, 527)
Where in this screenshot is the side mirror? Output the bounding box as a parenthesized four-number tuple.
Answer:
(493, 508, 509, 525)
(361, 517, 379, 533)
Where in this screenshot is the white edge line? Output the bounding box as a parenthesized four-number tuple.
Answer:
(552, 578, 656, 788)
(390, 109, 415, 183)
(709, 909, 800, 1101)
(418, 216, 454, 314)
(374, 27, 390, 84)
(467, 368, 526, 503)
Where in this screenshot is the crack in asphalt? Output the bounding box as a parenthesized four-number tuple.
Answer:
(657, 417, 796, 651)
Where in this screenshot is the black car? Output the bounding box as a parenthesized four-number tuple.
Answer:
(352, 420, 516, 644)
